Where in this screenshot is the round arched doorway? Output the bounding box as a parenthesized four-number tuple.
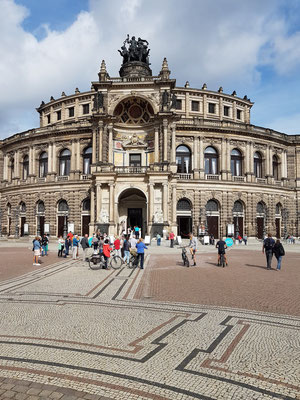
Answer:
(118, 188, 147, 236)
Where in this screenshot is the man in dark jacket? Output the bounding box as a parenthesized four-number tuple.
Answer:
(81, 234, 90, 261)
(262, 233, 275, 269)
(273, 239, 285, 271)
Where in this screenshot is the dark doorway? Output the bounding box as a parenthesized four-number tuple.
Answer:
(177, 216, 192, 238)
(82, 215, 90, 236)
(128, 208, 142, 231)
(20, 217, 26, 237)
(233, 216, 244, 238)
(207, 216, 219, 238)
(8, 217, 11, 236)
(38, 216, 45, 236)
(275, 218, 281, 238)
(257, 217, 264, 239)
(58, 216, 67, 237)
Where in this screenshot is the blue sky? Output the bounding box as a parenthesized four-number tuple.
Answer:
(0, 0, 300, 139)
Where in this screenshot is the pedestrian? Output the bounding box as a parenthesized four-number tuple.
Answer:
(129, 235, 137, 250)
(262, 233, 275, 270)
(243, 235, 248, 245)
(72, 235, 79, 260)
(99, 236, 104, 254)
(156, 233, 161, 246)
(41, 234, 49, 256)
(92, 234, 99, 251)
(237, 234, 242, 244)
(136, 238, 147, 269)
(134, 225, 139, 239)
(81, 234, 90, 262)
(32, 236, 41, 266)
(123, 235, 130, 265)
(189, 232, 197, 266)
(67, 231, 73, 241)
(114, 236, 121, 257)
(57, 236, 64, 257)
(169, 231, 175, 248)
(103, 239, 112, 269)
(64, 237, 71, 258)
(273, 239, 285, 271)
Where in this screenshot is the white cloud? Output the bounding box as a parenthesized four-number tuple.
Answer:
(0, 0, 300, 138)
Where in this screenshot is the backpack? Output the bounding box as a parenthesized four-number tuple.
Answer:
(279, 245, 285, 256)
(264, 238, 274, 251)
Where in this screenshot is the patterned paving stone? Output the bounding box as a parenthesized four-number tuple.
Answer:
(0, 248, 299, 400)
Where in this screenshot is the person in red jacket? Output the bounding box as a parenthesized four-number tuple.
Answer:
(169, 231, 175, 248)
(103, 239, 112, 269)
(114, 236, 121, 257)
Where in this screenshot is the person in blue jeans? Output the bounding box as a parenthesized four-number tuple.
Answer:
(273, 239, 285, 270)
(136, 238, 147, 269)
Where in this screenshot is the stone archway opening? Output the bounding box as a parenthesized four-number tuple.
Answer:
(118, 188, 147, 237)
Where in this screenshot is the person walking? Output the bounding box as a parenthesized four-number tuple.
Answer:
(189, 232, 197, 266)
(72, 235, 79, 260)
(33, 236, 41, 266)
(243, 235, 248, 245)
(262, 233, 275, 269)
(57, 236, 64, 257)
(134, 226, 140, 239)
(114, 236, 121, 257)
(64, 237, 71, 258)
(169, 231, 175, 248)
(103, 239, 112, 269)
(136, 238, 147, 269)
(156, 233, 161, 246)
(41, 234, 49, 256)
(92, 234, 99, 251)
(123, 236, 130, 265)
(81, 234, 90, 262)
(216, 237, 228, 266)
(273, 239, 285, 271)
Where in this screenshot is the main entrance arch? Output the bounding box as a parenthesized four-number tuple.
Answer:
(118, 188, 147, 236)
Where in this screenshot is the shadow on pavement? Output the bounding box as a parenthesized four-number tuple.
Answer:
(245, 263, 274, 270)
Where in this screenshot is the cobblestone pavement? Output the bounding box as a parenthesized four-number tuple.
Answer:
(0, 246, 299, 399)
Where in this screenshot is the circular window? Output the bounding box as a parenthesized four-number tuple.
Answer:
(129, 105, 143, 119)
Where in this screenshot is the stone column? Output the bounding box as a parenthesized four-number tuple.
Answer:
(92, 126, 97, 164)
(52, 143, 57, 174)
(199, 137, 204, 179)
(29, 147, 32, 175)
(109, 183, 115, 223)
(172, 184, 177, 224)
(185, 92, 190, 117)
(249, 142, 254, 182)
(245, 141, 250, 177)
(98, 121, 103, 162)
(108, 125, 113, 164)
(193, 136, 199, 179)
(163, 119, 168, 162)
(283, 151, 288, 178)
(266, 146, 270, 177)
(148, 183, 154, 225)
(14, 151, 19, 179)
(3, 154, 8, 181)
(96, 183, 102, 221)
(219, 97, 223, 121)
(162, 183, 168, 223)
(226, 139, 231, 179)
(203, 94, 207, 119)
(32, 147, 36, 178)
(48, 143, 52, 174)
(76, 140, 80, 171)
(90, 186, 95, 236)
(221, 139, 226, 179)
(154, 127, 159, 163)
(233, 101, 237, 122)
(171, 124, 176, 163)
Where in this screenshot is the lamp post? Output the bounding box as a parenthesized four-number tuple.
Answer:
(282, 208, 289, 240)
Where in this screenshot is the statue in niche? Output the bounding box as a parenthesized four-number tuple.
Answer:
(153, 209, 163, 223)
(162, 90, 169, 106)
(170, 93, 177, 109)
(93, 91, 104, 111)
(99, 209, 109, 223)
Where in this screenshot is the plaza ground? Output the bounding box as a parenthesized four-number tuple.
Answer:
(0, 239, 299, 399)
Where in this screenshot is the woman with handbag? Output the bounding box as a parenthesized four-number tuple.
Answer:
(273, 239, 285, 271)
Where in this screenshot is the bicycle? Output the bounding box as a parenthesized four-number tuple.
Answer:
(88, 249, 123, 270)
(181, 247, 190, 267)
(128, 253, 140, 269)
(218, 252, 226, 268)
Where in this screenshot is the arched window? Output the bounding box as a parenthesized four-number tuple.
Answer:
(23, 155, 29, 180)
(204, 147, 218, 175)
(233, 200, 243, 213)
(273, 155, 279, 180)
(206, 199, 219, 212)
(58, 200, 69, 212)
(176, 145, 191, 173)
(39, 152, 48, 178)
(10, 159, 14, 180)
(83, 147, 92, 175)
(177, 198, 192, 211)
(231, 149, 242, 176)
(37, 200, 45, 214)
(19, 202, 26, 213)
(254, 152, 262, 178)
(59, 149, 71, 176)
(257, 202, 266, 214)
(82, 198, 91, 211)
(275, 203, 282, 215)
(7, 203, 11, 215)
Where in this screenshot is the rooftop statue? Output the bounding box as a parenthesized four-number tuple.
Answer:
(118, 34, 150, 65)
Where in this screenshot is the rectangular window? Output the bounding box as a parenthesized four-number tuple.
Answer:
(176, 99, 182, 110)
(57, 110, 61, 120)
(224, 106, 230, 117)
(129, 153, 141, 167)
(82, 104, 90, 114)
(191, 100, 199, 111)
(68, 107, 74, 117)
(47, 114, 51, 124)
(208, 103, 216, 114)
(237, 109, 242, 120)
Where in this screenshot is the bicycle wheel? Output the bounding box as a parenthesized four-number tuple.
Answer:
(221, 255, 225, 268)
(110, 255, 123, 269)
(88, 256, 102, 270)
(128, 256, 136, 269)
(184, 257, 190, 267)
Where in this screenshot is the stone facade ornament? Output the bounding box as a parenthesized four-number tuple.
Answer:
(99, 209, 109, 223)
(153, 209, 163, 223)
